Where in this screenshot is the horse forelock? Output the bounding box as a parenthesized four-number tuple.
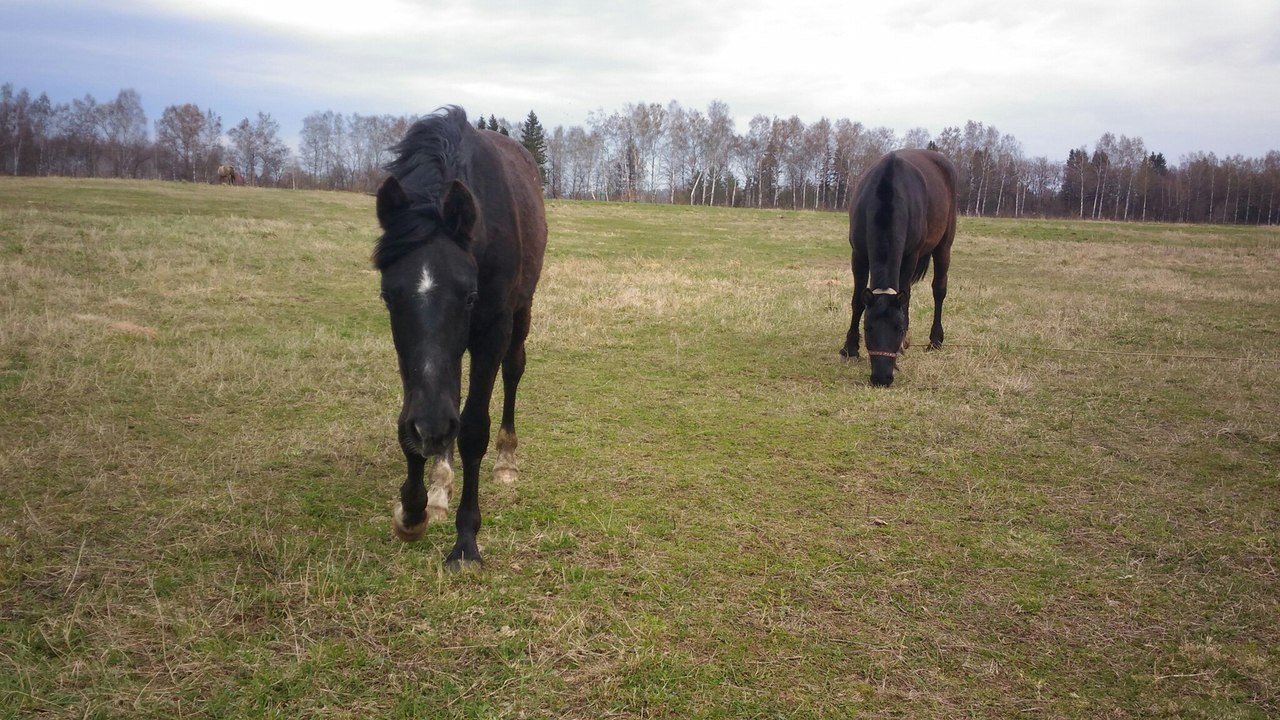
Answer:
(376, 106, 475, 270)
(373, 203, 445, 270)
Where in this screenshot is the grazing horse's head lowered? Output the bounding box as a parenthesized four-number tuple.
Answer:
(840, 149, 958, 387)
(373, 106, 547, 571)
(861, 287, 906, 387)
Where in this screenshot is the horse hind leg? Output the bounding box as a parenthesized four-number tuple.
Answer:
(928, 243, 952, 350)
(493, 428, 518, 485)
(494, 305, 530, 485)
(426, 452, 455, 522)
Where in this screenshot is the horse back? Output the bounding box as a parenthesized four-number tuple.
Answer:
(849, 149, 957, 285)
(899, 149, 957, 255)
(465, 129, 548, 306)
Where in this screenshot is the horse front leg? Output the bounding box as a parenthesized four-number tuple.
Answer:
(841, 292, 866, 359)
(446, 448, 485, 571)
(445, 338, 506, 571)
(901, 290, 912, 353)
(392, 454, 428, 541)
(841, 249, 869, 359)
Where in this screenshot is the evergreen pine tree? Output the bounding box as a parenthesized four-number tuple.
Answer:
(519, 110, 548, 184)
(488, 115, 499, 132)
(476, 114, 486, 130)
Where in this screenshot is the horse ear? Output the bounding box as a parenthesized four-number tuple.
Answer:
(441, 180, 477, 246)
(376, 176, 411, 229)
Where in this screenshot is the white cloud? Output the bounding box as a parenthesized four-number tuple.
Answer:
(4, 0, 1277, 158)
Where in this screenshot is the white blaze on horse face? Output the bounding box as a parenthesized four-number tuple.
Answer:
(872, 287, 898, 295)
(417, 265, 435, 296)
(417, 264, 436, 379)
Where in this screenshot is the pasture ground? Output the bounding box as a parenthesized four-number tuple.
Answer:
(1, 178, 1278, 718)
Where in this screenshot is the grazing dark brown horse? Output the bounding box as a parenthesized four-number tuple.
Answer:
(373, 106, 547, 569)
(840, 149, 958, 386)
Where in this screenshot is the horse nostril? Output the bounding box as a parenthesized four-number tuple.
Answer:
(405, 415, 459, 451)
(411, 420, 428, 445)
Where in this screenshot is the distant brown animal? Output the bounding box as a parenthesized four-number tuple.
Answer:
(216, 165, 236, 185)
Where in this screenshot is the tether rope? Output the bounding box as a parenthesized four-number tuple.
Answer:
(943, 343, 1277, 363)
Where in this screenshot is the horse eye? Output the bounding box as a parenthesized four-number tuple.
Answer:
(465, 291, 479, 310)
(379, 291, 391, 306)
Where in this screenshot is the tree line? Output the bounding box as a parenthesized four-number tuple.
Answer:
(2, 83, 1277, 225)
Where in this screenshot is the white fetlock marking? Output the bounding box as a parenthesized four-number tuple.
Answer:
(427, 456, 454, 521)
(493, 428, 518, 485)
(392, 501, 427, 541)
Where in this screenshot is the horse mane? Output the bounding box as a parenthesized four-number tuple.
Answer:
(871, 151, 897, 273)
(870, 152, 932, 285)
(374, 106, 473, 270)
(873, 151, 896, 231)
(385, 105, 472, 204)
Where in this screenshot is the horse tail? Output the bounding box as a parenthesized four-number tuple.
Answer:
(872, 152, 896, 233)
(912, 255, 931, 284)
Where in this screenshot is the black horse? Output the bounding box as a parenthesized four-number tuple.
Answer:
(840, 149, 958, 386)
(373, 106, 547, 569)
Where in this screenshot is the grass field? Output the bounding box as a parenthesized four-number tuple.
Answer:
(1, 177, 1278, 718)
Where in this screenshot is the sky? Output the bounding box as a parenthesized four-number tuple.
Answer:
(2, 0, 1277, 161)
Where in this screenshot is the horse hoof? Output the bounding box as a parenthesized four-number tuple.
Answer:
(426, 503, 449, 523)
(392, 502, 427, 542)
(444, 556, 483, 573)
(494, 467, 518, 485)
(839, 346, 858, 360)
(445, 544, 483, 572)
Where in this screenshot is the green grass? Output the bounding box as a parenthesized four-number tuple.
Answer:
(2, 177, 1278, 718)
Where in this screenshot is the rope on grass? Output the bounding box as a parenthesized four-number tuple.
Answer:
(945, 343, 1277, 363)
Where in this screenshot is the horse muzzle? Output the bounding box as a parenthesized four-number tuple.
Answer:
(399, 412, 459, 457)
(867, 350, 898, 387)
